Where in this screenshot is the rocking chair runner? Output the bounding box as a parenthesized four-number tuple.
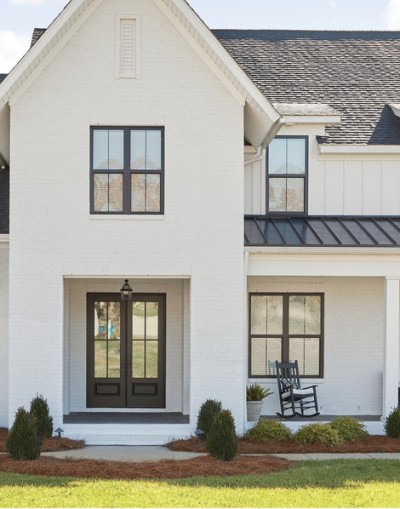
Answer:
(275, 361, 320, 418)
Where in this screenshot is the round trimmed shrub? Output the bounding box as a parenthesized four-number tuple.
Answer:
(6, 407, 41, 460)
(384, 407, 400, 438)
(245, 419, 291, 442)
(30, 394, 53, 439)
(196, 399, 222, 438)
(331, 416, 368, 442)
(294, 423, 343, 448)
(206, 409, 237, 461)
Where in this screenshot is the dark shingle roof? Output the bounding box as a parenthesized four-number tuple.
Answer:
(213, 30, 400, 145)
(0, 168, 9, 234)
(245, 216, 400, 247)
(0, 74, 7, 83)
(31, 28, 46, 48)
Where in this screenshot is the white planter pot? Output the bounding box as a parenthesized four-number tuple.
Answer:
(247, 400, 263, 423)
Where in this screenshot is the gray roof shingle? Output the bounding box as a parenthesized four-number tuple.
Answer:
(213, 30, 400, 145)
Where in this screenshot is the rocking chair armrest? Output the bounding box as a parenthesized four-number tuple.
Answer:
(302, 384, 318, 389)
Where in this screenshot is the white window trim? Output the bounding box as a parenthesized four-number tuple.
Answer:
(115, 14, 141, 80)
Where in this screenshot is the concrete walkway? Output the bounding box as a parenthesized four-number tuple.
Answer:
(41, 446, 400, 463)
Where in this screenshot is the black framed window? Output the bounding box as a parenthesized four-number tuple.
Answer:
(249, 293, 323, 378)
(90, 127, 164, 214)
(267, 136, 308, 214)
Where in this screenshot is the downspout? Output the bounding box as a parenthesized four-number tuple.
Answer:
(243, 250, 249, 433)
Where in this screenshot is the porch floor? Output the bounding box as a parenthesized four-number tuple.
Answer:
(263, 414, 381, 422)
(64, 412, 190, 425)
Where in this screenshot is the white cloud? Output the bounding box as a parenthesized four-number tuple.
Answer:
(386, 0, 400, 29)
(0, 30, 30, 74)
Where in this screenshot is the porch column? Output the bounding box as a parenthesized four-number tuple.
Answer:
(383, 277, 400, 416)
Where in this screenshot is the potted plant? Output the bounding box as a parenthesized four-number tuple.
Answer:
(246, 384, 273, 423)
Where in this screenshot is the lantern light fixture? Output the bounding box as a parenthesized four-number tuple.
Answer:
(120, 279, 133, 301)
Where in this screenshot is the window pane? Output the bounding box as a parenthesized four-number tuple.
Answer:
(93, 130, 124, 170)
(286, 178, 304, 212)
(107, 302, 120, 339)
(289, 337, 320, 376)
(289, 296, 321, 334)
(132, 341, 145, 378)
(251, 337, 282, 376)
(287, 138, 306, 174)
(94, 302, 107, 339)
(108, 341, 120, 378)
(131, 174, 161, 212)
(146, 341, 158, 378)
(132, 302, 145, 339)
(269, 178, 287, 211)
(146, 130, 162, 170)
(131, 130, 146, 169)
(251, 296, 283, 334)
(94, 173, 123, 212)
(268, 138, 287, 174)
(94, 341, 107, 378)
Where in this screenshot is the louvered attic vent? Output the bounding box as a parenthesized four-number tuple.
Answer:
(119, 18, 137, 78)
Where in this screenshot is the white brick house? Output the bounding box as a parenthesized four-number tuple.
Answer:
(0, 0, 399, 444)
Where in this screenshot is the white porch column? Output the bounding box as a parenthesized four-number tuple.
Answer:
(383, 277, 400, 416)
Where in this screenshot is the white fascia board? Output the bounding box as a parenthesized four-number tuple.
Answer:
(281, 115, 341, 125)
(0, 0, 100, 107)
(319, 144, 400, 155)
(155, 0, 280, 125)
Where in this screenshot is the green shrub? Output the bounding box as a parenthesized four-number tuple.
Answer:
(196, 399, 222, 438)
(6, 407, 41, 460)
(30, 394, 53, 439)
(245, 419, 291, 442)
(294, 423, 343, 448)
(384, 407, 400, 438)
(206, 409, 237, 461)
(246, 384, 273, 401)
(331, 416, 368, 442)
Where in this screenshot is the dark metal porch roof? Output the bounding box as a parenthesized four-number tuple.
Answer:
(245, 216, 400, 247)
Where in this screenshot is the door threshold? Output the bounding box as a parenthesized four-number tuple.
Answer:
(64, 412, 189, 424)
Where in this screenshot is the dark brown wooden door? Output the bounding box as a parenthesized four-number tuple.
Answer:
(87, 293, 166, 408)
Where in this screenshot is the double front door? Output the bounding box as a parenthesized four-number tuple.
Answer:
(87, 293, 166, 408)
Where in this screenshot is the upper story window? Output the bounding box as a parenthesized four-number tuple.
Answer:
(90, 127, 164, 215)
(267, 136, 308, 214)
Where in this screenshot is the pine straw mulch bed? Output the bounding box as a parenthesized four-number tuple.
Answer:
(0, 428, 85, 453)
(0, 454, 290, 480)
(167, 435, 400, 454)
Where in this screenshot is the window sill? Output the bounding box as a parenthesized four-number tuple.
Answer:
(89, 215, 165, 221)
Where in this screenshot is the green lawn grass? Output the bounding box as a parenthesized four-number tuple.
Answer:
(0, 460, 400, 508)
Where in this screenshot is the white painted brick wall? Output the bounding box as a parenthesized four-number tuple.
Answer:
(248, 276, 385, 416)
(8, 0, 245, 431)
(0, 245, 8, 426)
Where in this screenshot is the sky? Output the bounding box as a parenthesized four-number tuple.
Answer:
(1, 0, 400, 73)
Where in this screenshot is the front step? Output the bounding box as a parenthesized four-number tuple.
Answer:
(62, 423, 194, 445)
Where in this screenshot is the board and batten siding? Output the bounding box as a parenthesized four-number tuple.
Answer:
(244, 130, 400, 216)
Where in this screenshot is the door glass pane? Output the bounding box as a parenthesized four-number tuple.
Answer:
(94, 341, 107, 378)
(287, 138, 306, 174)
(132, 302, 145, 339)
(108, 302, 120, 339)
(268, 138, 287, 174)
(251, 337, 282, 376)
(94, 302, 107, 339)
(146, 302, 158, 339)
(146, 341, 158, 378)
(108, 341, 120, 378)
(289, 337, 320, 376)
(132, 341, 145, 378)
(289, 296, 321, 334)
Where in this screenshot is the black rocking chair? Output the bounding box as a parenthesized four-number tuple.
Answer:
(275, 361, 320, 418)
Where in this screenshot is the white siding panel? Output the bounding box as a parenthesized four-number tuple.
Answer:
(324, 161, 344, 214)
(0, 247, 8, 427)
(308, 160, 325, 215)
(363, 161, 382, 214)
(382, 161, 400, 215)
(344, 161, 363, 215)
(244, 165, 252, 214)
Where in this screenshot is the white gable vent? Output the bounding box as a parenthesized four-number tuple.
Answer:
(117, 17, 139, 79)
